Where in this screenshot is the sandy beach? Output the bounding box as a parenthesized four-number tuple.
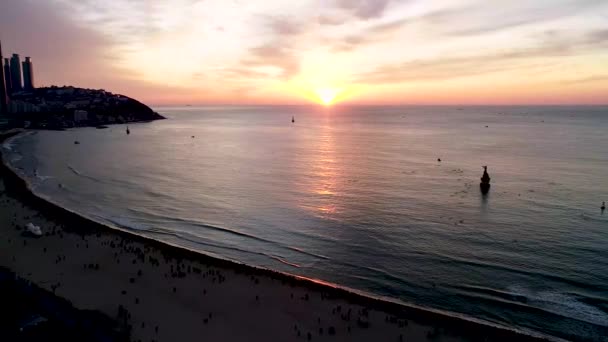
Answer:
(0, 132, 549, 342)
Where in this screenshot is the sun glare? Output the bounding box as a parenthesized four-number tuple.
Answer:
(315, 88, 341, 106)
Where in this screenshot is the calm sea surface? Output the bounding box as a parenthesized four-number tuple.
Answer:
(5, 106, 608, 341)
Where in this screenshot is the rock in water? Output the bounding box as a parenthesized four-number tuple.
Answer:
(480, 182, 491, 194)
(480, 166, 491, 194)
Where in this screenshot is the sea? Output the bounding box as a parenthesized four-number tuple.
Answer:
(4, 105, 608, 341)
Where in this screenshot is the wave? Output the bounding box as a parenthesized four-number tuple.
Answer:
(67, 165, 82, 176)
(34, 168, 53, 182)
(2, 130, 35, 152)
(453, 284, 608, 327)
(99, 214, 315, 270)
(2, 141, 13, 151)
(66, 164, 107, 184)
(434, 253, 607, 293)
(126, 207, 331, 261)
(507, 285, 608, 327)
(269, 255, 301, 268)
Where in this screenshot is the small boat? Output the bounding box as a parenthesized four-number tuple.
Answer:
(96, 125, 108, 129)
(126, 126, 130, 135)
(292, 116, 295, 123)
(74, 141, 80, 145)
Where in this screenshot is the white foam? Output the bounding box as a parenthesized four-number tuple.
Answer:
(34, 169, 52, 182)
(507, 285, 608, 327)
(67, 165, 82, 176)
(101, 215, 150, 231)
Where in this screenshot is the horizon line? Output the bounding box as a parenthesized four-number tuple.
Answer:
(150, 103, 608, 107)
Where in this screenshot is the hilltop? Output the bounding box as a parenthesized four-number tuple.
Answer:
(8, 86, 165, 129)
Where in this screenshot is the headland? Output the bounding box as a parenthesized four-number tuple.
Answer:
(7, 86, 164, 129)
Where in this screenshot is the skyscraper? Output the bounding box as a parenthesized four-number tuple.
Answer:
(3, 58, 11, 96)
(0, 41, 8, 115)
(22, 57, 34, 91)
(10, 53, 22, 93)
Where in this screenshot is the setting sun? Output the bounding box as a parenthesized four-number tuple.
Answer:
(315, 88, 341, 106)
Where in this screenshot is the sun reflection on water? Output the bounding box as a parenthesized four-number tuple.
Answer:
(306, 118, 342, 218)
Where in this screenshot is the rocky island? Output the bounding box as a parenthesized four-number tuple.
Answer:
(7, 86, 164, 129)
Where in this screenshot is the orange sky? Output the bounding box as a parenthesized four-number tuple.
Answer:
(1, 0, 607, 105)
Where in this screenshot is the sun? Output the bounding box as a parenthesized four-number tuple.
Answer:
(315, 88, 341, 106)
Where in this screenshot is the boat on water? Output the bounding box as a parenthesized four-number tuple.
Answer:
(292, 116, 295, 123)
(96, 125, 108, 129)
(126, 126, 130, 135)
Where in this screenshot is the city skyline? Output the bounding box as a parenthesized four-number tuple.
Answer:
(1, 0, 607, 105)
(1, 50, 36, 95)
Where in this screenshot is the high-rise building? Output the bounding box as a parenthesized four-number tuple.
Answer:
(10, 53, 22, 93)
(0, 41, 8, 115)
(22, 57, 34, 91)
(3, 58, 11, 96)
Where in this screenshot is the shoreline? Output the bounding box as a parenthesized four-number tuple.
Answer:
(0, 130, 555, 341)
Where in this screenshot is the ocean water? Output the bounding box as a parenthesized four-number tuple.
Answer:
(5, 106, 608, 341)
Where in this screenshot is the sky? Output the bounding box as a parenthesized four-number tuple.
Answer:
(1, 0, 607, 105)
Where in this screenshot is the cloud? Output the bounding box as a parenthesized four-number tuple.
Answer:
(218, 67, 275, 80)
(327, 15, 409, 52)
(563, 75, 608, 85)
(329, 35, 371, 52)
(351, 33, 595, 84)
(435, 0, 602, 37)
(3, 0, 606, 105)
(335, 0, 392, 20)
(232, 15, 305, 79)
(333, 0, 605, 47)
(267, 16, 302, 36)
(317, 15, 347, 26)
(0, 0, 201, 104)
(587, 29, 608, 44)
(244, 42, 300, 79)
(0, 0, 117, 86)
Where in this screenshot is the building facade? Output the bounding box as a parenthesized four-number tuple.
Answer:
(22, 57, 34, 91)
(0, 41, 8, 116)
(3, 58, 11, 97)
(10, 53, 22, 93)
(9, 99, 40, 114)
(74, 109, 89, 123)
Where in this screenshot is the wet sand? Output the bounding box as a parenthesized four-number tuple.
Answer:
(0, 131, 549, 342)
